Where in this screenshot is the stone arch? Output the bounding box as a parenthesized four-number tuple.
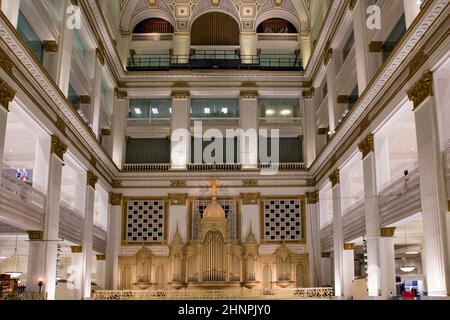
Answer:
(129, 9, 176, 33)
(191, 12, 241, 46)
(189, 7, 242, 30)
(256, 9, 301, 34)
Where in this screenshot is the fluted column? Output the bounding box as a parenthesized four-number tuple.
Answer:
(306, 191, 321, 287)
(325, 48, 337, 132)
(81, 171, 98, 299)
(239, 91, 259, 170)
(321, 252, 332, 286)
(379, 227, 396, 298)
(90, 49, 105, 137)
(299, 30, 312, 67)
(26, 231, 44, 293)
(358, 133, 382, 297)
(70, 246, 83, 300)
(302, 88, 317, 167)
(1, 0, 20, 27)
(95, 255, 106, 289)
(343, 243, 355, 298)
(111, 89, 128, 168)
(0, 78, 16, 183)
(408, 71, 450, 296)
(43, 135, 67, 300)
(171, 90, 190, 170)
(106, 193, 122, 290)
(330, 169, 343, 296)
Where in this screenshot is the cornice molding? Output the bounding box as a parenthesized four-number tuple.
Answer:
(96, 47, 105, 66)
(51, 134, 68, 161)
(0, 78, 16, 111)
(358, 133, 374, 159)
(407, 71, 434, 110)
(324, 47, 333, 66)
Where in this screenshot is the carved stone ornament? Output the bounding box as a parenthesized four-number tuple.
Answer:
(27, 230, 43, 240)
(328, 169, 340, 187)
(380, 227, 396, 238)
(324, 47, 333, 66)
(71, 246, 82, 253)
(344, 243, 355, 250)
(349, 0, 358, 11)
(96, 254, 106, 261)
(87, 171, 99, 189)
(0, 49, 14, 74)
(369, 41, 383, 53)
(358, 133, 374, 159)
(302, 88, 315, 100)
(240, 90, 259, 99)
(43, 41, 58, 52)
(51, 134, 68, 161)
(109, 193, 123, 206)
(241, 193, 260, 205)
(114, 88, 128, 100)
(305, 192, 319, 204)
(169, 193, 188, 206)
(211, 0, 221, 6)
(96, 48, 105, 66)
(407, 71, 434, 110)
(0, 78, 16, 111)
(171, 90, 190, 99)
(321, 252, 331, 258)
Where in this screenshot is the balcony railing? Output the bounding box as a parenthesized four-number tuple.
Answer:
(122, 163, 306, 172)
(258, 163, 306, 171)
(1, 168, 46, 209)
(123, 163, 171, 172)
(127, 51, 302, 71)
(187, 163, 242, 171)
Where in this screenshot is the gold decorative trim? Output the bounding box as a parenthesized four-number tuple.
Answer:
(55, 116, 66, 134)
(114, 88, 128, 100)
(349, 0, 358, 11)
(409, 51, 429, 76)
(169, 193, 188, 206)
(302, 88, 315, 100)
(380, 227, 396, 238)
(324, 47, 333, 66)
(328, 169, 340, 187)
(240, 90, 259, 99)
(96, 254, 106, 261)
(240, 193, 260, 205)
(51, 134, 68, 161)
(448, 200, 450, 212)
(407, 71, 434, 110)
(337, 95, 349, 104)
(171, 90, 190, 99)
(43, 41, 58, 52)
(359, 115, 371, 134)
(71, 246, 82, 253)
(0, 48, 14, 74)
(368, 41, 383, 53)
(305, 191, 319, 204)
(27, 230, 43, 240)
(0, 78, 16, 111)
(87, 171, 98, 189)
(101, 128, 111, 136)
(358, 133, 374, 159)
(112, 180, 122, 188)
(109, 193, 123, 206)
(96, 48, 105, 66)
(80, 95, 91, 104)
(242, 179, 258, 187)
(170, 180, 187, 187)
(344, 243, 355, 250)
(321, 252, 331, 258)
(89, 157, 97, 168)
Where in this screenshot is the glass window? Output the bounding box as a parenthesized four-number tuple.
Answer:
(17, 11, 43, 62)
(68, 84, 80, 110)
(129, 99, 172, 119)
(259, 98, 300, 119)
(191, 99, 239, 118)
(73, 30, 86, 61)
(382, 14, 406, 61)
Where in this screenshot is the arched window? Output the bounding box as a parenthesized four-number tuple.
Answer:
(133, 18, 174, 34)
(191, 12, 240, 46)
(257, 18, 297, 34)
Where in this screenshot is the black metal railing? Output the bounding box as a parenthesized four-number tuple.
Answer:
(127, 51, 303, 71)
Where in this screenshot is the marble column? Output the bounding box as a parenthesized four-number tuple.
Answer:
(330, 169, 343, 296)
(170, 90, 190, 170)
(302, 88, 317, 168)
(173, 32, 191, 64)
(111, 89, 128, 169)
(299, 30, 312, 68)
(0, 0, 20, 28)
(351, 0, 378, 93)
(106, 193, 122, 290)
(0, 78, 15, 183)
(408, 71, 450, 296)
(239, 91, 259, 170)
(95, 255, 106, 289)
(101, 128, 112, 155)
(379, 227, 396, 298)
(55, 3, 75, 96)
(240, 32, 257, 65)
(42, 135, 67, 300)
(325, 48, 337, 132)
(358, 133, 382, 296)
(321, 252, 332, 287)
(42, 41, 59, 82)
(26, 231, 44, 293)
(403, 0, 422, 28)
(343, 243, 355, 298)
(81, 171, 98, 299)
(90, 49, 105, 137)
(306, 192, 321, 287)
(32, 137, 51, 194)
(117, 31, 130, 69)
(69, 246, 83, 300)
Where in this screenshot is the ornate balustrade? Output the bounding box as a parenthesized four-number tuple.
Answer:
(258, 163, 306, 171)
(123, 163, 171, 172)
(122, 163, 306, 172)
(187, 163, 242, 172)
(0, 292, 47, 300)
(93, 287, 334, 300)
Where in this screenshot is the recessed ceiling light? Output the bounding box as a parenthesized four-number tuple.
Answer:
(134, 108, 142, 115)
(204, 107, 211, 114)
(265, 109, 275, 116)
(152, 108, 159, 114)
(281, 109, 292, 116)
(221, 107, 228, 114)
(406, 251, 419, 255)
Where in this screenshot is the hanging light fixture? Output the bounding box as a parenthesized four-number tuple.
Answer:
(5, 236, 22, 279)
(400, 231, 416, 273)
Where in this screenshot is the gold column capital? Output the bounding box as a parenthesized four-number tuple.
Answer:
(240, 90, 259, 99)
(80, 95, 91, 104)
(169, 193, 188, 206)
(27, 231, 43, 240)
(344, 243, 355, 250)
(114, 88, 128, 100)
(329, 169, 340, 187)
(43, 41, 58, 52)
(96, 254, 106, 261)
(0, 78, 16, 111)
(349, 0, 358, 11)
(407, 71, 434, 110)
(51, 134, 68, 161)
(324, 47, 333, 66)
(71, 246, 82, 253)
(321, 252, 331, 258)
(368, 41, 383, 53)
(306, 191, 319, 204)
(358, 133, 375, 159)
(380, 227, 396, 238)
(302, 88, 315, 100)
(96, 48, 105, 66)
(240, 193, 260, 205)
(171, 90, 190, 99)
(109, 193, 123, 206)
(87, 171, 98, 189)
(0, 48, 14, 74)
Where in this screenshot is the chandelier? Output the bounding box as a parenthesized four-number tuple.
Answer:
(5, 236, 22, 279)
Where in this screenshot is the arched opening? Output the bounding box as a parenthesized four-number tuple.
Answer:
(257, 18, 298, 34)
(202, 229, 226, 281)
(133, 18, 174, 34)
(191, 12, 240, 46)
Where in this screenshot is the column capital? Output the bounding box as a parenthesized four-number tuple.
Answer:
(302, 88, 315, 100)
(240, 193, 260, 205)
(171, 90, 190, 99)
(324, 47, 333, 66)
(380, 227, 396, 238)
(240, 90, 259, 99)
(96, 48, 105, 66)
(0, 49, 14, 74)
(109, 193, 123, 206)
(369, 41, 383, 53)
(80, 95, 91, 104)
(349, 0, 358, 11)
(87, 171, 99, 189)
(344, 243, 355, 250)
(329, 169, 340, 187)
(71, 246, 82, 253)
(0, 78, 16, 111)
(321, 252, 331, 258)
(168, 193, 188, 206)
(306, 191, 319, 204)
(101, 128, 111, 136)
(43, 41, 58, 52)
(407, 71, 433, 110)
(337, 95, 349, 104)
(358, 133, 375, 159)
(114, 88, 128, 100)
(96, 254, 106, 261)
(27, 230, 43, 240)
(51, 134, 68, 161)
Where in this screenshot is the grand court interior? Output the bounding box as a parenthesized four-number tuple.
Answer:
(0, 0, 449, 300)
